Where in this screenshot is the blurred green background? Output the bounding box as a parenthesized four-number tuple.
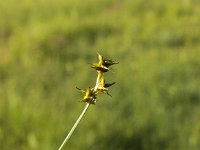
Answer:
(0, 0, 200, 149)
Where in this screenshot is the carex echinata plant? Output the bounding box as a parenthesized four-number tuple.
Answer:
(58, 53, 118, 150)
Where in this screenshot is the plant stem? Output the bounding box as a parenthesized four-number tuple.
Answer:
(58, 103, 90, 150)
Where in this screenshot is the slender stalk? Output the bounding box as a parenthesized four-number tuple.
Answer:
(58, 103, 90, 150)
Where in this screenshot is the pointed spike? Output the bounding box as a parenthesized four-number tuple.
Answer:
(76, 87, 85, 93)
(105, 91, 112, 97)
(76, 86, 81, 90)
(104, 82, 116, 88)
(97, 52, 104, 65)
(103, 59, 119, 67)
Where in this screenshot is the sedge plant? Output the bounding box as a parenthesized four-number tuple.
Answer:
(58, 53, 118, 150)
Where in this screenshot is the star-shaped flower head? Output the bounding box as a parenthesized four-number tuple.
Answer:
(90, 52, 119, 72)
(96, 75, 116, 97)
(76, 87, 97, 104)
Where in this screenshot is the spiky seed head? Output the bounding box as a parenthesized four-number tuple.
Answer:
(78, 87, 97, 105)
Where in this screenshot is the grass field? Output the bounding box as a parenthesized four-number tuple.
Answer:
(0, 0, 200, 149)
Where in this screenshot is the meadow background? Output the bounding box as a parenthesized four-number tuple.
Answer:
(0, 0, 200, 149)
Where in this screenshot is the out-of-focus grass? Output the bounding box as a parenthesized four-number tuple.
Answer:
(0, 0, 200, 149)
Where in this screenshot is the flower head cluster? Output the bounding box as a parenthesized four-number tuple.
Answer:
(77, 53, 118, 105)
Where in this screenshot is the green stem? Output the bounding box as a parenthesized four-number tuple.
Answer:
(58, 103, 90, 150)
